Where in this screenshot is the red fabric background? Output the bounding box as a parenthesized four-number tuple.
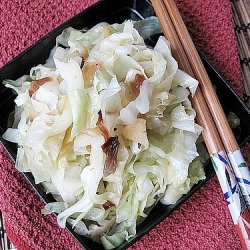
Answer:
(0, 0, 244, 249)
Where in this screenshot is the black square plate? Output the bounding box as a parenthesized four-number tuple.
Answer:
(1, 0, 250, 249)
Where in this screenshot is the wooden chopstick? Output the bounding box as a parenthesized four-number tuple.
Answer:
(151, 0, 250, 248)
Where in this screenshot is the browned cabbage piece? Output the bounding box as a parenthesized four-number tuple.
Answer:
(97, 111, 120, 176)
(28, 76, 52, 96)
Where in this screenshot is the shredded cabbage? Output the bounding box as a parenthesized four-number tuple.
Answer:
(2, 18, 206, 249)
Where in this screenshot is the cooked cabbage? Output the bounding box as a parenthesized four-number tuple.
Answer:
(2, 18, 205, 249)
